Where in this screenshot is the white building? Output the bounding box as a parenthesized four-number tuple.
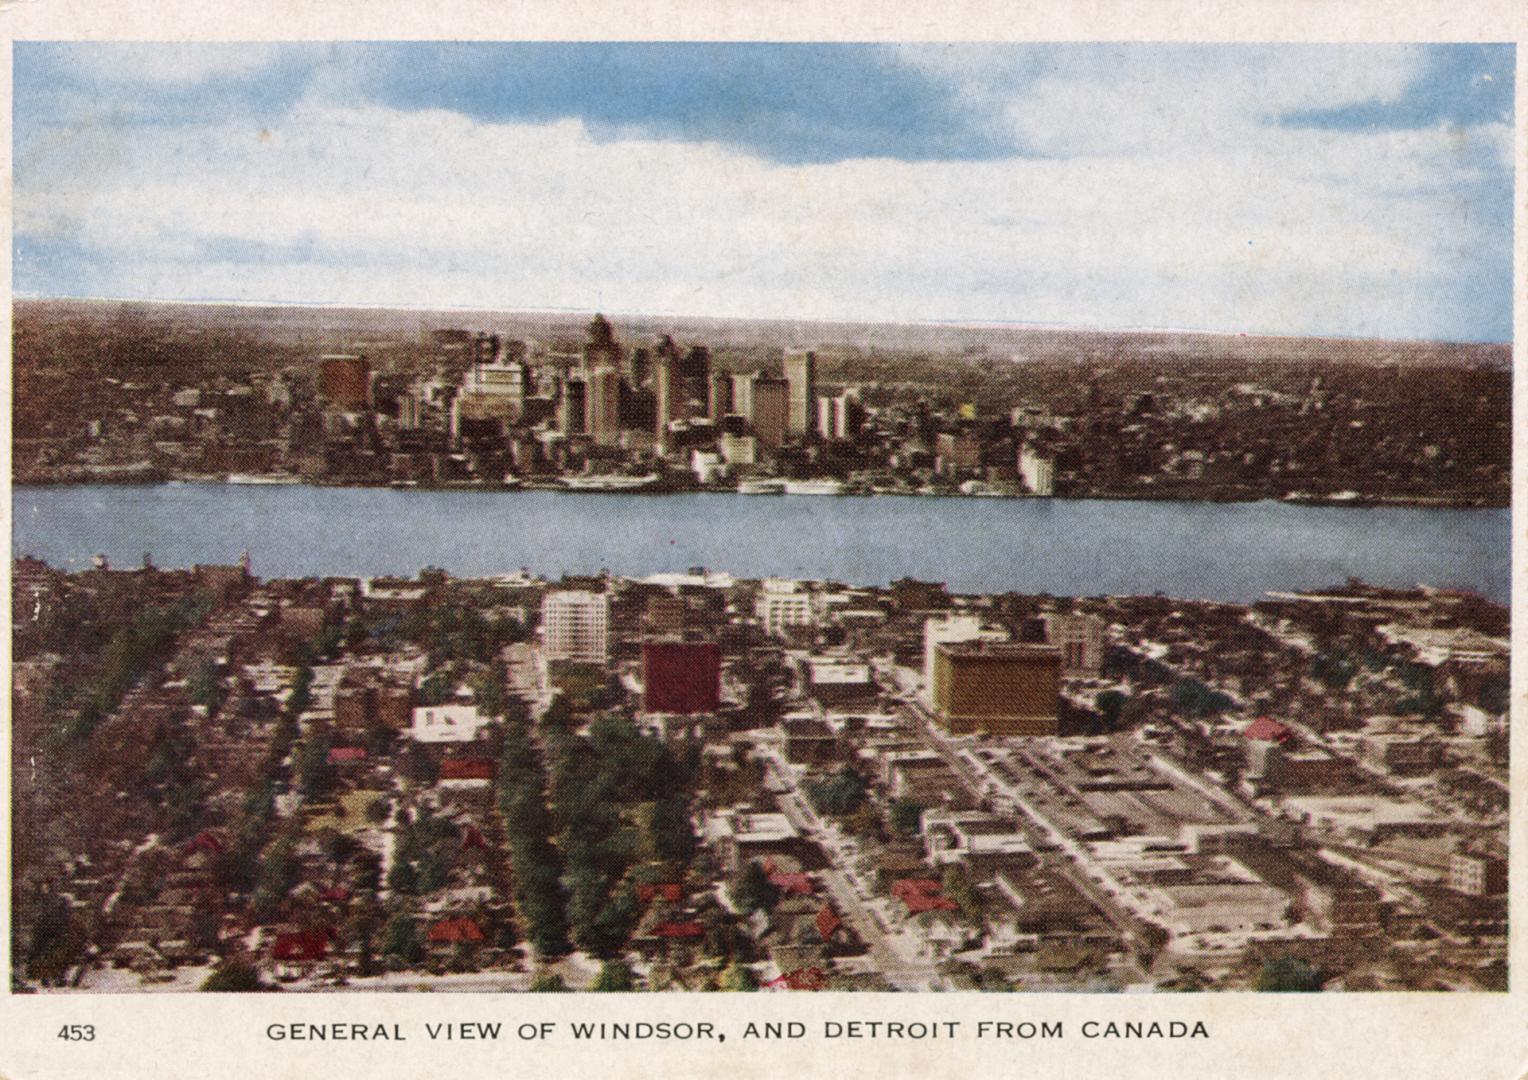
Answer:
(1042, 612, 1106, 676)
(542, 589, 610, 664)
(691, 449, 725, 484)
(923, 809, 1032, 866)
(719, 432, 757, 467)
(410, 704, 489, 743)
(756, 579, 816, 636)
(1018, 446, 1056, 497)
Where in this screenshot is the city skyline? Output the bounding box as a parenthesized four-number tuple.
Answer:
(15, 42, 1515, 343)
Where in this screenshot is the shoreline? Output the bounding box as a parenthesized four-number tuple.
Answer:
(7, 475, 1507, 511)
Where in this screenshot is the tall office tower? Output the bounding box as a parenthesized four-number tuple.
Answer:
(817, 396, 835, 440)
(731, 371, 757, 422)
(1041, 612, 1105, 676)
(783, 348, 816, 437)
(561, 375, 588, 435)
(586, 367, 622, 447)
(629, 345, 650, 390)
(457, 357, 526, 427)
(653, 336, 682, 451)
(1018, 445, 1056, 496)
(583, 313, 621, 372)
(541, 590, 610, 664)
(751, 375, 789, 450)
(833, 389, 865, 440)
(709, 371, 733, 420)
(679, 346, 712, 418)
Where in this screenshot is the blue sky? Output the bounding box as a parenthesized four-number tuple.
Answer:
(14, 42, 1516, 341)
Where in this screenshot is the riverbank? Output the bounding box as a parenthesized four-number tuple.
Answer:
(10, 472, 1508, 510)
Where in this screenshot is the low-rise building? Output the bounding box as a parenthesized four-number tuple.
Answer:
(410, 704, 490, 743)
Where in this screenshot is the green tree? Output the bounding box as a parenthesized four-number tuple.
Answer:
(286, 665, 314, 716)
(252, 836, 300, 918)
(806, 768, 866, 817)
(529, 973, 569, 992)
(295, 730, 336, 799)
(889, 799, 924, 839)
(730, 860, 780, 915)
(382, 913, 424, 965)
(592, 960, 635, 992)
(1095, 689, 1128, 732)
(941, 863, 982, 923)
(722, 963, 760, 992)
(1256, 957, 1324, 992)
(187, 660, 225, 713)
(200, 959, 265, 992)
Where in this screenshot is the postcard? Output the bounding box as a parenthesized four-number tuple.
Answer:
(3, 3, 1525, 1078)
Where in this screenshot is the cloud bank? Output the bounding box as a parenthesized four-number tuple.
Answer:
(14, 42, 1514, 341)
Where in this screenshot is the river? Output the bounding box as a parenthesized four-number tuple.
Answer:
(9, 484, 1510, 604)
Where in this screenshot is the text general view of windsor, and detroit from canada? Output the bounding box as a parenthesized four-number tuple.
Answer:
(8, 42, 1513, 999)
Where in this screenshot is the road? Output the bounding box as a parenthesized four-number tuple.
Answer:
(766, 756, 939, 991)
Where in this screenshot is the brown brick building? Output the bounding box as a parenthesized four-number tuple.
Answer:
(931, 641, 1061, 736)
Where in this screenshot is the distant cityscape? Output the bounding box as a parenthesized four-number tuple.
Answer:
(12, 556, 1507, 992)
(13, 300, 1511, 506)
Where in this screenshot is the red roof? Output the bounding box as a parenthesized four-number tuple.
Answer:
(654, 920, 705, 939)
(184, 831, 226, 856)
(636, 883, 684, 904)
(769, 872, 815, 896)
(328, 746, 368, 763)
(319, 885, 352, 904)
(766, 966, 827, 991)
(272, 927, 334, 962)
(902, 892, 958, 914)
(428, 917, 485, 944)
(815, 905, 842, 941)
(892, 879, 958, 914)
(461, 825, 489, 851)
(1244, 717, 1294, 744)
(440, 759, 495, 781)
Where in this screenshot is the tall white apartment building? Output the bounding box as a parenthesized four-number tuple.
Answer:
(541, 589, 610, 664)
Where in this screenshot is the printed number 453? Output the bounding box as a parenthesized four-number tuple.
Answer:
(58, 1024, 95, 1042)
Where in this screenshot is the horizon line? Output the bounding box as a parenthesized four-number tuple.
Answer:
(12, 291, 1512, 349)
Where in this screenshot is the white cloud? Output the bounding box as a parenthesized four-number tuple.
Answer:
(17, 79, 1509, 340)
(57, 43, 289, 85)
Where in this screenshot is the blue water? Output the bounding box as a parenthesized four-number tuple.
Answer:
(9, 484, 1510, 604)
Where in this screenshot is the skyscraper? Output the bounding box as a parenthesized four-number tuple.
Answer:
(709, 371, 733, 420)
(731, 371, 757, 422)
(586, 367, 622, 446)
(561, 375, 588, 435)
(583, 313, 621, 372)
(751, 375, 789, 450)
(783, 348, 816, 437)
(653, 335, 682, 452)
(679, 346, 712, 418)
